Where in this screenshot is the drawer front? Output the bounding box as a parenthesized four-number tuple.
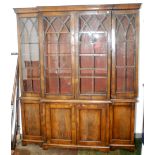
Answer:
(45, 103, 76, 144)
(76, 104, 109, 146)
(110, 102, 135, 144)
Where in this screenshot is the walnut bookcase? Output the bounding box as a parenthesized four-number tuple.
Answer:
(14, 3, 141, 151)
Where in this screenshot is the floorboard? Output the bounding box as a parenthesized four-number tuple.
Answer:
(13, 139, 142, 155)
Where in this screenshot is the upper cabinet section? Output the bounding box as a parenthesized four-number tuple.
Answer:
(18, 16, 40, 94)
(111, 10, 139, 98)
(15, 4, 141, 98)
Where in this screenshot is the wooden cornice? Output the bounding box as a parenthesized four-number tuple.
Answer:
(14, 3, 142, 14)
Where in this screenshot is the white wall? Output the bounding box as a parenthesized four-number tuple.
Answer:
(0, 0, 149, 154)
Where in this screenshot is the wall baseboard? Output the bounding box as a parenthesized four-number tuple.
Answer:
(135, 133, 142, 139)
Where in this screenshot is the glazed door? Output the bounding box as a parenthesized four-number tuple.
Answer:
(76, 104, 109, 146)
(111, 10, 139, 98)
(76, 11, 111, 99)
(43, 12, 74, 99)
(18, 15, 40, 95)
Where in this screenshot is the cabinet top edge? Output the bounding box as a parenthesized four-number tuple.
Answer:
(14, 3, 142, 14)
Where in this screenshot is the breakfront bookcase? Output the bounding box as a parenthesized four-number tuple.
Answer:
(14, 3, 141, 151)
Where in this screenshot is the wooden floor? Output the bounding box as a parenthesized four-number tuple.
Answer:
(12, 139, 142, 155)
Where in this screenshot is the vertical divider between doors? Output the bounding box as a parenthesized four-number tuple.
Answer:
(74, 12, 79, 99)
(71, 12, 77, 144)
(71, 12, 76, 99)
(38, 13, 45, 97)
(111, 12, 116, 98)
(38, 12, 46, 141)
(107, 11, 112, 99)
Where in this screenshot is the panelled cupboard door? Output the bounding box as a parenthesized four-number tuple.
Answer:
(18, 15, 41, 96)
(76, 104, 109, 146)
(42, 12, 74, 99)
(45, 103, 76, 144)
(111, 10, 139, 98)
(76, 11, 111, 100)
(21, 102, 42, 142)
(110, 102, 135, 145)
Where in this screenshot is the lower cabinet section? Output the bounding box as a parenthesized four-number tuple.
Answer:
(21, 100, 136, 151)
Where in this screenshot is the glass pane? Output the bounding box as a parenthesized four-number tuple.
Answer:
(46, 69, 58, 78)
(46, 43, 58, 54)
(80, 56, 94, 68)
(23, 80, 32, 92)
(116, 42, 126, 66)
(127, 41, 135, 66)
(44, 15, 72, 95)
(45, 55, 58, 69)
(94, 34, 107, 54)
(80, 70, 94, 76)
(79, 43, 94, 54)
(46, 78, 59, 94)
(60, 55, 71, 68)
(33, 80, 41, 92)
(95, 78, 107, 93)
(94, 69, 107, 76)
(60, 78, 72, 94)
(19, 17, 40, 93)
(126, 68, 134, 91)
(79, 34, 94, 54)
(95, 56, 107, 68)
(116, 68, 125, 92)
(80, 78, 93, 94)
(60, 44, 71, 53)
(59, 69, 71, 77)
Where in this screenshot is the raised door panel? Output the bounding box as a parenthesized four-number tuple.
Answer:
(77, 104, 109, 146)
(22, 102, 42, 142)
(111, 10, 139, 98)
(76, 11, 111, 100)
(110, 102, 135, 144)
(46, 103, 75, 144)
